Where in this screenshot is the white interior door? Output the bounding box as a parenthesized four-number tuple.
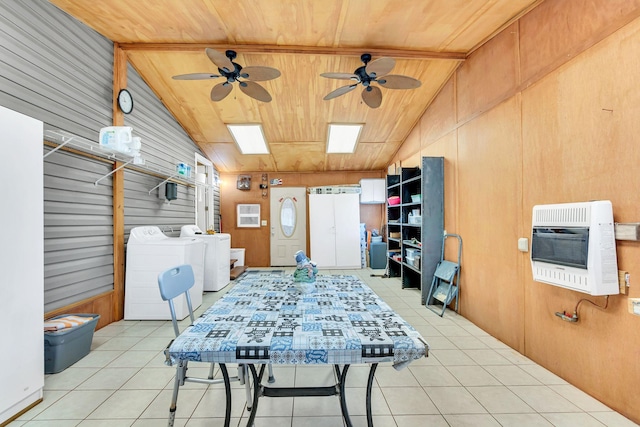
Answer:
(270, 187, 307, 266)
(195, 153, 214, 231)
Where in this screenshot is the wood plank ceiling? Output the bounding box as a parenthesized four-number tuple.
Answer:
(49, 0, 542, 172)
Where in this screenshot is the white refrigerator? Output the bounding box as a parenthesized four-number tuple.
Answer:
(0, 106, 44, 423)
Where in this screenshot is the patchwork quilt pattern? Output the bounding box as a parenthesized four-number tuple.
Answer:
(168, 274, 427, 366)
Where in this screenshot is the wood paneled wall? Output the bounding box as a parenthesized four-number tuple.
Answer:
(219, 171, 385, 267)
(391, 0, 640, 423)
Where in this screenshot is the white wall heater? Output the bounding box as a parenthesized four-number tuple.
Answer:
(530, 200, 619, 296)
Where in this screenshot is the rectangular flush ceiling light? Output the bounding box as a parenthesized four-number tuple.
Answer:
(227, 124, 269, 154)
(327, 123, 363, 153)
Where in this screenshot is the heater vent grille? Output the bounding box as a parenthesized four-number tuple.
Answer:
(533, 204, 590, 226)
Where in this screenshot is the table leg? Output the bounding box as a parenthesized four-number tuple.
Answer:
(220, 363, 231, 427)
(245, 364, 261, 427)
(366, 363, 379, 427)
(337, 365, 352, 427)
(242, 364, 253, 411)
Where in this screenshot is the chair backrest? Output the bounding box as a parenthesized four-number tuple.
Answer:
(158, 264, 196, 337)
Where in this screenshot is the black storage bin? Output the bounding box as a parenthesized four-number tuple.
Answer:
(369, 242, 387, 269)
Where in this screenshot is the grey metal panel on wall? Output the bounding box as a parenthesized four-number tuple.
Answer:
(124, 64, 204, 172)
(44, 147, 114, 313)
(0, 1, 113, 139)
(124, 169, 196, 242)
(0, 0, 115, 313)
(1, 0, 222, 313)
(123, 65, 220, 239)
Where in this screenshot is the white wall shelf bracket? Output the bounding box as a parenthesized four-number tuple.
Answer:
(43, 135, 76, 158)
(95, 159, 135, 186)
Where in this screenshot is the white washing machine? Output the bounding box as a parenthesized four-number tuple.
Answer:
(180, 225, 231, 291)
(124, 226, 205, 320)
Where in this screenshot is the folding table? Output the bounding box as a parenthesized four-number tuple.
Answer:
(166, 272, 429, 427)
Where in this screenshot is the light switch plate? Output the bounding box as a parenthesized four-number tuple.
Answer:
(261, 220, 267, 226)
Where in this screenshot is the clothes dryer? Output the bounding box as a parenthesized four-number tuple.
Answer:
(180, 225, 231, 291)
(124, 226, 205, 320)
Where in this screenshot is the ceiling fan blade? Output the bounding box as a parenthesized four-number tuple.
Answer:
(362, 86, 382, 108)
(210, 82, 233, 101)
(205, 48, 234, 72)
(365, 57, 395, 78)
(172, 72, 221, 80)
(239, 81, 272, 102)
(241, 66, 281, 82)
(378, 75, 422, 89)
(320, 72, 359, 81)
(323, 84, 358, 100)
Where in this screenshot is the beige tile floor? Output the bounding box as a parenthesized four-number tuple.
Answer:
(10, 268, 639, 427)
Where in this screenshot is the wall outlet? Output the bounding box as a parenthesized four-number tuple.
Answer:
(629, 298, 640, 316)
(261, 220, 267, 226)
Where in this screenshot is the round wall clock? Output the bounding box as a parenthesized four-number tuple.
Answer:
(117, 89, 134, 114)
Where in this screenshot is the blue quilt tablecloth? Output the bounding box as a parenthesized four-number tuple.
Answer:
(168, 273, 427, 367)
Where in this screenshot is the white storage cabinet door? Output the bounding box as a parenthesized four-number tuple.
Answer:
(309, 193, 361, 268)
(334, 193, 362, 267)
(309, 194, 337, 267)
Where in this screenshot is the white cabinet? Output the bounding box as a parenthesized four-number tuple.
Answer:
(309, 193, 361, 268)
(359, 178, 386, 204)
(0, 107, 44, 424)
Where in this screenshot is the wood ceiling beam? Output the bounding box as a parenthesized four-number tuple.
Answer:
(119, 43, 466, 61)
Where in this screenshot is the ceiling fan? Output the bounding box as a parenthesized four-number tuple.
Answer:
(172, 48, 281, 102)
(321, 54, 421, 108)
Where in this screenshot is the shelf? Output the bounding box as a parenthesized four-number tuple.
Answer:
(403, 176, 421, 185)
(386, 159, 444, 292)
(387, 175, 400, 186)
(403, 241, 421, 249)
(401, 202, 421, 208)
(403, 262, 420, 273)
(44, 128, 198, 188)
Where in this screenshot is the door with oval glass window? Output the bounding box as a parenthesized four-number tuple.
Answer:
(270, 187, 307, 266)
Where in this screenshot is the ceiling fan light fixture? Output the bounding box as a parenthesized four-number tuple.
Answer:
(228, 124, 269, 154)
(327, 124, 363, 154)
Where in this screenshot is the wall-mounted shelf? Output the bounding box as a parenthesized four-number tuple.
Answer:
(44, 128, 197, 187)
(614, 223, 640, 241)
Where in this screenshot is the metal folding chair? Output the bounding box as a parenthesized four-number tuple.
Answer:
(159, 264, 256, 426)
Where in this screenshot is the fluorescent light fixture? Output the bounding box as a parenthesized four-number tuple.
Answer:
(327, 123, 363, 153)
(227, 124, 269, 154)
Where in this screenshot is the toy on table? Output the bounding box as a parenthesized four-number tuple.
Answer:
(293, 250, 318, 288)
